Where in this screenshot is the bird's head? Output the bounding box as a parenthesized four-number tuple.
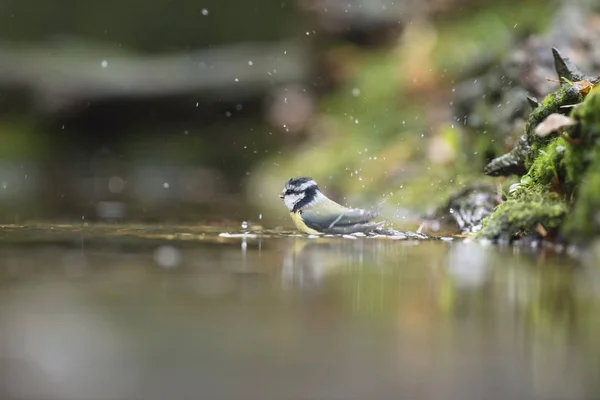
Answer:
(279, 177, 319, 212)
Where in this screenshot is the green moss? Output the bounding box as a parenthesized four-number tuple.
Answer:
(479, 87, 600, 242)
(480, 131, 571, 240)
(561, 139, 584, 187)
(561, 90, 600, 241)
(525, 84, 583, 166)
(484, 82, 585, 177)
(563, 145, 600, 239)
(528, 136, 577, 189)
(529, 140, 560, 184)
(527, 84, 583, 131)
(477, 194, 567, 240)
(572, 87, 600, 141)
(525, 89, 600, 196)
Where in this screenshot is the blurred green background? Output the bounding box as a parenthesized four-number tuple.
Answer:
(0, 0, 565, 228)
(5, 4, 600, 399)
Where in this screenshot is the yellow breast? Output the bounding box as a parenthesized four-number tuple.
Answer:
(290, 212, 322, 235)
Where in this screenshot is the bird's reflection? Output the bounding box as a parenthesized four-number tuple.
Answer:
(280, 237, 379, 291)
(446, 241, 491, 288)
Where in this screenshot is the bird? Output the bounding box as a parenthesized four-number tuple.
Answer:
(279, 177, 385, 235)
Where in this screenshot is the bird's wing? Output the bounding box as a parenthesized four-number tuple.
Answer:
(301, 198, 382, 234)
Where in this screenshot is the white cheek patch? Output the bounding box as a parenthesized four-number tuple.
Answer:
(284, 192, 305, 211)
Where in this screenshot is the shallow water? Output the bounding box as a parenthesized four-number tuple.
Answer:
(1, 224, 600, 400)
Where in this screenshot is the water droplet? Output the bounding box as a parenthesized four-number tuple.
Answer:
(108, 176, 125, 194)
(163, 182, 170, 189)
(100, 60, 108, 68)
(248, 60, 253, 66)
(154, 246, 181, 269)
(201, 8, 209, 15)
(241, 221, 248, 229)
(352, 88, 361, 96)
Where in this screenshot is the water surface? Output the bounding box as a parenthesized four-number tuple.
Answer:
(1, 224, 599, 400)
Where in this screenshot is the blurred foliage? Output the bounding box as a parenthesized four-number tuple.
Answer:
(0, 0, 564, 226)
(249, 0, 553, 229)
(0, 119, 50, 160)
(0, 0, 301, 52)
(430, 0, 553, 71)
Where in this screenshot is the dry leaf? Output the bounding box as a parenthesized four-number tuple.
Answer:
(573, 80, 594, 95)
(535, 113, 577, 137)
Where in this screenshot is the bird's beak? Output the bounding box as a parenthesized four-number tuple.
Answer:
(279, 193, 284, 199)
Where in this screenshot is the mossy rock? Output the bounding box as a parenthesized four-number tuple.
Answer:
(478, 84, 600, 242)
(562, 90, 600, 240)
(478, 195, 567, 240)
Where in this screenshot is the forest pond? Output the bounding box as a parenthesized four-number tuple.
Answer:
(1, 224, 600, 400)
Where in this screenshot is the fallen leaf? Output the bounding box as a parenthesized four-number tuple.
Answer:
(573, 80, 594, 95)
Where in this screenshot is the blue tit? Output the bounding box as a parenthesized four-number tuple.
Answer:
(279, 177, 385, 235)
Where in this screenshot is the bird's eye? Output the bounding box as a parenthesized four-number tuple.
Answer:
(285, 189, 293, 195)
